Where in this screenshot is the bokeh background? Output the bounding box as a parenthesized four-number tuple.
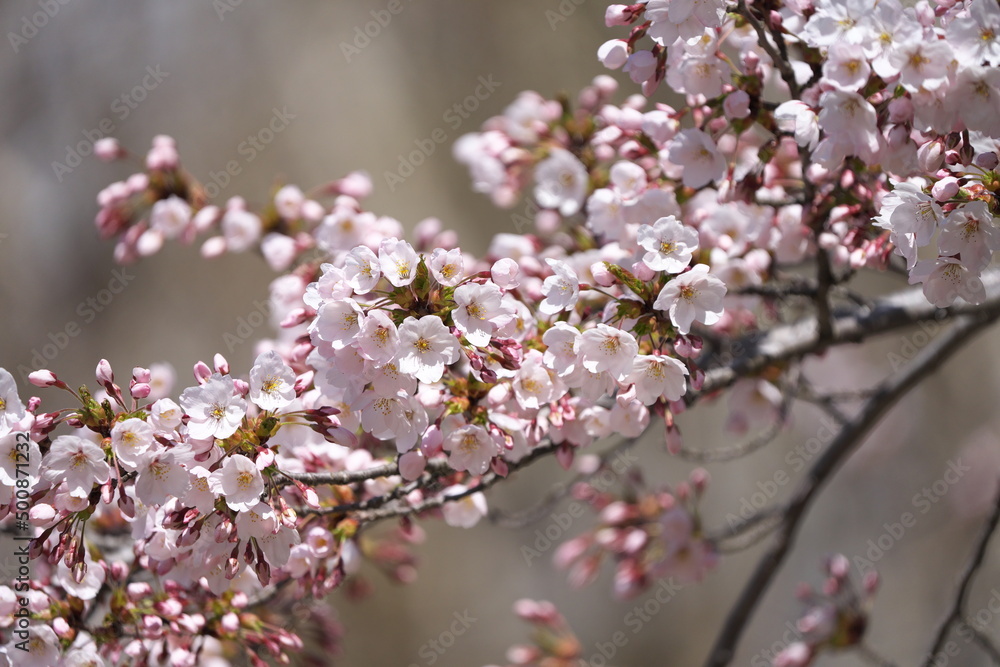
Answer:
(2, 1, 1000, 665)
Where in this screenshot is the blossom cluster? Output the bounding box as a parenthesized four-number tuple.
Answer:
(6, 0, 997, 662)
(553, 466, 717, 599)
(592, 0, 1000, 306)
(770, 555, 879, 667)
(6, 124, 734, 662)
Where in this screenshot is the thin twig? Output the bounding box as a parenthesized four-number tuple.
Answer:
(674, 397, 791, 463)
(490, 436, 641, 528)
(922, 480, 1000, 667)
(696, 268, 1000, 399)
(735, 0, 799, 98)
(702, 312, 1000, 667)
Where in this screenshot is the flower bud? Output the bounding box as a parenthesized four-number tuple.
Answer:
(724, 90, 751, 120)
(94, 137, 122, 162)
(398, 449, 427, 481)
(598, 39, 629, 70)
(130, 383, 151, 399)
(975, 151, 999, 170)
(96, 359, 115, 386)
(931, 176, 959, 201)
(28, 370, 62, 388)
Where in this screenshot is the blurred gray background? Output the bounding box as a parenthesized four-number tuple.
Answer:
(2, 1, 1000, 665)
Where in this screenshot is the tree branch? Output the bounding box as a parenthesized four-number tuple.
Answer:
(697, 268, 1000, 398)
(922, 481, 1000, 667)
(702, 311, 1000, 667)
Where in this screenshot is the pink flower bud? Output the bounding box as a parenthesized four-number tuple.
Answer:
(156, 598, 184, 619)
(29, 503, 57, 525)
(192, 206, 219, 231)
(975, 151, 999, 170)
(53, 616, 73, 638)
(294, 371, 314, 396)
(94, 137, 122, 162)
(631, 261, 656, 281)
(280, 307, 311, 328)
(690, 467, 710, 494)
(130, 383, 151, 399)
(917, 139, 945, 172)
(598, 39, 630, 69)
(118, 491, 135, 519)
(212, 353, 229, 375)
(255, 448, 275, 469)
(887, 97, 913, 124)
(233, 378, 250, 396)
(774, 642, 813, 667)
(420, 424, 444, 456)
(536, 209, 562, 233)
(221, 612, 240, 634)
(398, 449, 427, 481)
(335, 171, 373, 199)
(931, 176, 959, 201)
(590, 261, 617, 287)
(193, 361, 212, 384)
(605, 5, 633, 26)
(724, 90, 751, 120)
(127, 582, 153, 601)
(200, 235, 227, 258)
(491, 258, 520, 289)
(96, 359, 115, 386)
(28, 370, 61, 388)
(666, 425, 683, 455)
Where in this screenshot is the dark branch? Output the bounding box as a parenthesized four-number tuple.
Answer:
(702, 311, 1000, 667)
(697, 269, 1000, 398)
(922, 481, 1000, 667)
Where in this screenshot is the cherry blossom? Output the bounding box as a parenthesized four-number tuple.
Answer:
(578, 324, 639, 381)
(179, 374, 248, 440)
(443, 424, 499, 475)
(110, 417, 156, 470)
(534, 148, 589, 216)
(41, 435, 111, 498)
(452, 281, 510, 347)
(209, 454, 265, 512)
(248, 350, 296, 411)
(653, 265, 727, 335)
(637, 216, 699, 273)
(396, 315, 461, 383)
(0, 370, 24, 437)
(539, 259, 580, 315)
